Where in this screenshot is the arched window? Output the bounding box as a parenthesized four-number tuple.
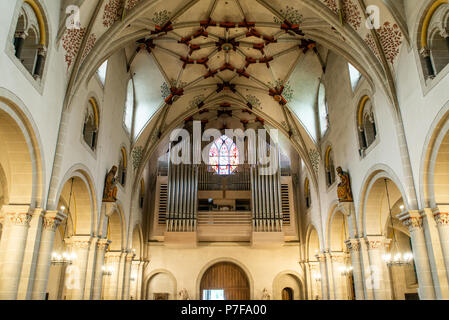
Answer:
(118, 147, 127, 186)
(123, 79, 134, 133)
(13, 0, 48, 78)
(304, 177, 311, 209)
(357, 96, 377, 152)
(208, 135, 239, 175)
(318, 83, 329, 137)
(325, 146, 336, 187)
(418, 3, 449, 78)
(83, 98, 99, 150)
(348, 63, 361, 90)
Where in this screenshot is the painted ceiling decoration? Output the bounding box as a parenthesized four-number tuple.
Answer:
(57, 0, 409, 189)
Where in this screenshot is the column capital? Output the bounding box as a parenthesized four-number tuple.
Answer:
(105, 251, 122, 263)
(66, 235, 92, 249)
(329, 252, 346, 263)
(42, 210, 67, 231)
(398, 210, 423, 231)
(344, 238, 361, 252)
(432, 208, 449, 227)
(440, 28, 449, 39)
(126, 253, 135, 262)
(37, 45, 47, 57)
(420, 47, 431, 57)
(96, 238, 112, 250)
(315, 254, 326, 262)
(364, 235, 390, 250)
(1, 205, 32, 226)
(14, 31, 27, 38)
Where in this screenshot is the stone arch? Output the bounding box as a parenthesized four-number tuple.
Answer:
(0, 88, 44, 208)
(196, 258, 254, 300)
(107, 203, 126, 252)
(144, 269, 177, 300)
(305, 224, 321, 260)
(358, 165, 408, 236)
(130, 223, 143, 260)
(272, 270, 305, 300)
(326, 204, 351, 252)
(55, 164, 98, 236)
(420, 100, 449, 210)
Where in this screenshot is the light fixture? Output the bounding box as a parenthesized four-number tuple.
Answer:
(382, 179, 413, 267)
(51, 251, 74, 265)
(339, 266, 353, 276)
(313, 273, 321, 282)
(102, 265, 114, 276)
(130, 272, 137, 282)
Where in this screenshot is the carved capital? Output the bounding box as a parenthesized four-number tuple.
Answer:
(420, 47, 431, 57)
(434, 212, 449, 227)
(345, 239, 361, 252)
(316, 254, 326, 262)
(96, 239, 111, 250)
(126, 253, 135, 262)
(440, 29, 449, 39)
(2, 206, 32, 226)
(37, 45, 47, 57)
(402, 216, 423, 231)
(68, 236, 92, 249)
(105, 252, 122, 263)
(14, 31, 27, 39)
(43, 210, 66, 231)
(364, 237, 390, 250)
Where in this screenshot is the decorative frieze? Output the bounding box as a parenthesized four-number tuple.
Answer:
(434, 212, 449, 227)
(402, 216, 423, 231)
(365, 239, 388, 250)
(96, 239, 111, 250)
(4, 211, 31, 226)
(345, 239, 361, 252)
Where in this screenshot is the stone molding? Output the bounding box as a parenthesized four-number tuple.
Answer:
(2, 205, 32, 226)
(345, 239, 361, 252)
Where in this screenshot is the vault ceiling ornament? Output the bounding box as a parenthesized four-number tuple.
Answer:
(132, 146, 144, 170)
(309, 149, 320, 175)
(274, 6, 303, 25)
(364, 22, 403, 65)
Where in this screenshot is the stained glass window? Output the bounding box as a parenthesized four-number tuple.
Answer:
(209, 135, 239, 175)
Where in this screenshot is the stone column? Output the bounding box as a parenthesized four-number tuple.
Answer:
(421, 208, 449, 299)
(103, 251, 121, 300)
(324, 250, 336, 299)
(359, 239, 374, 300)
(33, 46, 47, 78)
(345, 238, 365, 300)
(17, 208, 45, 299)
(316, 254, 329, 300)
(433, 210, 449, 280)
(130, 260, 140, 300)
(398, 211, 436, 299)
(365, 236, 392, 300)
(330, 252, 347, 300)
(116, 251, 127, 299)
(122, 253, 135, 300)
(420, 48, 436, 79)
(308, 261, 321, 300)
(0, 205, 31, 299)
(65, 236, 91, 300)
(136, 260, 147, 300)
(13, 31, 27, 58)
(83, 238, 99, 300)
(31, 210, 66, 300)
(92, 239, 111, 300)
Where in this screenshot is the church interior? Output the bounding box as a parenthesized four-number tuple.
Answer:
(2, 0, 449, 301)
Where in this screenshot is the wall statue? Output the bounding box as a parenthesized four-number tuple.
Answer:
(178, 288, 190, 300)
(103, 166, 118, 202)
(336, 167, 353, 202)
(261, 288, 271, 300)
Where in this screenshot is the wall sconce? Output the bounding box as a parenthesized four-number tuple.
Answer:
(313, 273, 321, 282)
(382, 252, 413, 266)
(102, 265, 114, 276)
(339, 266, 353, 276)
(51, 251, 75, 265)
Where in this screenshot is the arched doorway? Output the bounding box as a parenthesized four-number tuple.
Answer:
(282, 287, 293, 300)
(200, 262, 250, 300)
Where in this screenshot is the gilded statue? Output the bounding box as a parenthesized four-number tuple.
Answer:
(103, 166, 118, 202)
(336, 167, 353, 202)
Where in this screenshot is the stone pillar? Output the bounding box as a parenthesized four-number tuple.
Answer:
(0, 205, 31, 299)
(308, 261, 321, 300)
(365, 236, 392, 300)
(103, 251, 121, 300)
(17, 208, 45, 299)
(420, 48, 435, 79)
(330, 252, 347, 300)
(14, 31, 27, 58)
(31, 210, 66, 300)
(116, 251, 127, 299)
(398, 211, 436, 299)
(130, 260, 140, 300)
(359, 239, 374, 300)
(421, 208, 449, 299)
(136, 260, 147, 300)
(302, 261, 312, 300)
(345, 238, 365, 300)
(92, 239, 111, 300)
(33, 46, 47, 78)
(324, 250, 336, 299)
(316, 254, 329, 300)
(83, 237, 99, 300)
(122, 253, 134, 300)
(433, 210, 449, 280)
(65, 236, 91, 300)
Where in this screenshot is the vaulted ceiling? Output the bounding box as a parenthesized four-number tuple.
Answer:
(59, 0, 408, 184)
